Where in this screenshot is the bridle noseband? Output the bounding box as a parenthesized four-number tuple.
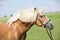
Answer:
(44, 20, 51, 28)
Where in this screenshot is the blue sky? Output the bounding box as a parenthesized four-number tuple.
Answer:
(0, 0, 60, 17)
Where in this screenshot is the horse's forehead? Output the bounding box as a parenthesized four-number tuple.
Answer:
(40, 13, 45, 15)
(38, 11, 45, 15)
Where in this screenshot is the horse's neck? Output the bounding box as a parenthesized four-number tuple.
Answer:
(8, 19, 34, 40)
(14, 19, 33, 32)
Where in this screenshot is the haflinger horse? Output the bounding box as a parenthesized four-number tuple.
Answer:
(0, 7, 54, 40)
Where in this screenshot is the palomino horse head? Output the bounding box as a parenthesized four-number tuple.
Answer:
(36, 9, 54, 30)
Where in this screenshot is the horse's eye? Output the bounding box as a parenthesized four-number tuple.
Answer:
(40, 16, 43, 18)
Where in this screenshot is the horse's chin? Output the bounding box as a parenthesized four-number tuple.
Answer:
(44, 22, 54, 30)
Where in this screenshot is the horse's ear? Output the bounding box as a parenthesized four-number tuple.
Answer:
(34, 8, 36, 10)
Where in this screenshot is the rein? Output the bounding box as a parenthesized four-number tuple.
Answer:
(38, 17, 54, 40)
(46, 28, 54, 40)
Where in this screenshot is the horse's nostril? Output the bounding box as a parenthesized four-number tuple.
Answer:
(50, 24, 54, 30)
(51, 24, 53, 26)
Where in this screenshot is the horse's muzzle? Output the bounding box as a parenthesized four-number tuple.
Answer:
(44, 20, 54, 30)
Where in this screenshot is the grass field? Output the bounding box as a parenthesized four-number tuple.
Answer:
(0, 12, 60, 40)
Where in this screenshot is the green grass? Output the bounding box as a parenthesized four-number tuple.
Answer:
(0, 12, 60, 40)
(0, 17, 8, 22)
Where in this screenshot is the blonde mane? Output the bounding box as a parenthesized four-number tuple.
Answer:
(7, 7, 38, 27)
